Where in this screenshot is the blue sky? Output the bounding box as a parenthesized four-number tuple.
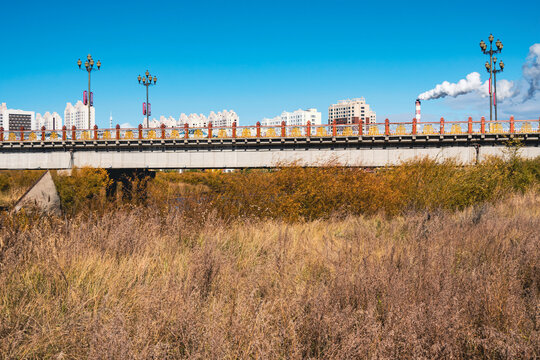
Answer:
(1, 0, 539, 127)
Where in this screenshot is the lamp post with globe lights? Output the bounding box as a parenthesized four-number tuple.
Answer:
(138, 70, 157, 127)
(479, 35, 503, 121)
(485, 58, 505, 121)
(77, 54, 101, 129)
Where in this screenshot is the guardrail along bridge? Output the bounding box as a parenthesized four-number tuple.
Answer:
(0, 116, 539, 170)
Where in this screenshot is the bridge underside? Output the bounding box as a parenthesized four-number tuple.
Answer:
(0, 134, 539, 169)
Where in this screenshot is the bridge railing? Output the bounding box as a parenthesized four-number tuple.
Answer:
(0, 117, 539, 143)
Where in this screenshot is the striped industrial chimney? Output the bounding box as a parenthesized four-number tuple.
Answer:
(415, 99, 421, 121)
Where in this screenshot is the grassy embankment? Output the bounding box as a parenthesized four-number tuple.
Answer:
(0, 154, 539, 358)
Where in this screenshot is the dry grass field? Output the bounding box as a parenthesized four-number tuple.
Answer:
(0, 171, 44, 209)
(0, 156, 539, 358)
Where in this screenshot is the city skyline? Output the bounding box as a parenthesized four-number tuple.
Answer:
(1, 0, 539, 129)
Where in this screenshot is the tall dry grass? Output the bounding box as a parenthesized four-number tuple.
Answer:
(0, 191, 538, 358)
(0, 171, 44, 209)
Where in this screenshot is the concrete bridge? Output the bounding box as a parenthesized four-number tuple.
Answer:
(0, 117, 539, 169)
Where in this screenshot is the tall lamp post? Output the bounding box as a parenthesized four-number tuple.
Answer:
(138, 70, 157, 127)
(77, 54, 101, 129)
(485, 58, 505, 121)
(479, 35, 503, 121)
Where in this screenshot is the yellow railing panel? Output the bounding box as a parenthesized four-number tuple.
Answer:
(394, 125, 407, 135)
(241, 128, 252, 137)
(265, 128, 277, 137)
(316, 127, 328, 137)
(368, 125, 380, 135)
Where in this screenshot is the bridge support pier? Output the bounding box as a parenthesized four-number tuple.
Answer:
(106, 169, 156, 200)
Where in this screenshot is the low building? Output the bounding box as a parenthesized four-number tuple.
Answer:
(0, 103, 36, 130)
(261, 108, 322, 127)
(328, 98, 376, 125)
(147, 110, 239, 128)
(36, 112, 62, 130)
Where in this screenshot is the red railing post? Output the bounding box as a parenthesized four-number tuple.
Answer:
(184, 123, 189, 139)
(359, 118, 363, 136)
(72, 126, 76, 140)
(62, 125, 66, 141)
(468, 117, 473, 134)
(481, 116, 485, 134)
(412, 118, 417, 135)
(116, 124, 120, 140)
(233, 121, 237, 138)
(510, 116, 515, 133)
(281, 121, 286, 137)
(207, 122, 212, 139)
(306, 121, 311, 137)
(94, 125, 98, 140)
(440, 117, 445, 135)
(332, 120, 336, 137)
(256, 121, 261, 137)
(385, 118, 389, 136)
(0, 127, 3, 142)
(161, 123, 166, 139)
(20, 127, 24, 141)
(41, 126, 46, 141)
(138, 124, 143, 139)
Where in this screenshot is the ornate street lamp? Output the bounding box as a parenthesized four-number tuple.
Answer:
(138, 70, 157, 127)
(479, 35, 503, 121)
(77, 54, 101, 129)
(485, 58, 505, 121)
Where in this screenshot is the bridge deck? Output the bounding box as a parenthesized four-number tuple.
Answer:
(0, 132, 539, 169)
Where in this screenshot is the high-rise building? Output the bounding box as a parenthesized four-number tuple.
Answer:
(36, 111, 62, 130)
(328, 98, 376, 125)
(64, 101, 95, 129)
(261, 108, 322, 127)
(0, 103, 36, 131)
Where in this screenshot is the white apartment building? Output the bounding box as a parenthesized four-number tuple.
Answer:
(261, 108, 322, 127)
(207, 110, 238, 127)
(64, 101, 95, 129)
(147, 110, 239, 128)
(36, 111, 62, 130)
(0, 103, 36, 130)
(328, 98, 376, 125)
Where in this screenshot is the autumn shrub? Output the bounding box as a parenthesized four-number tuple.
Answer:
(168, 156, 540, 221)
(52, 167, 110, 214)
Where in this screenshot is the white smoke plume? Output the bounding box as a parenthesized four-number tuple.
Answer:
(418, 72, 483, 100)
(522, 43, 540, 101)
(418, 43, 540, 105)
